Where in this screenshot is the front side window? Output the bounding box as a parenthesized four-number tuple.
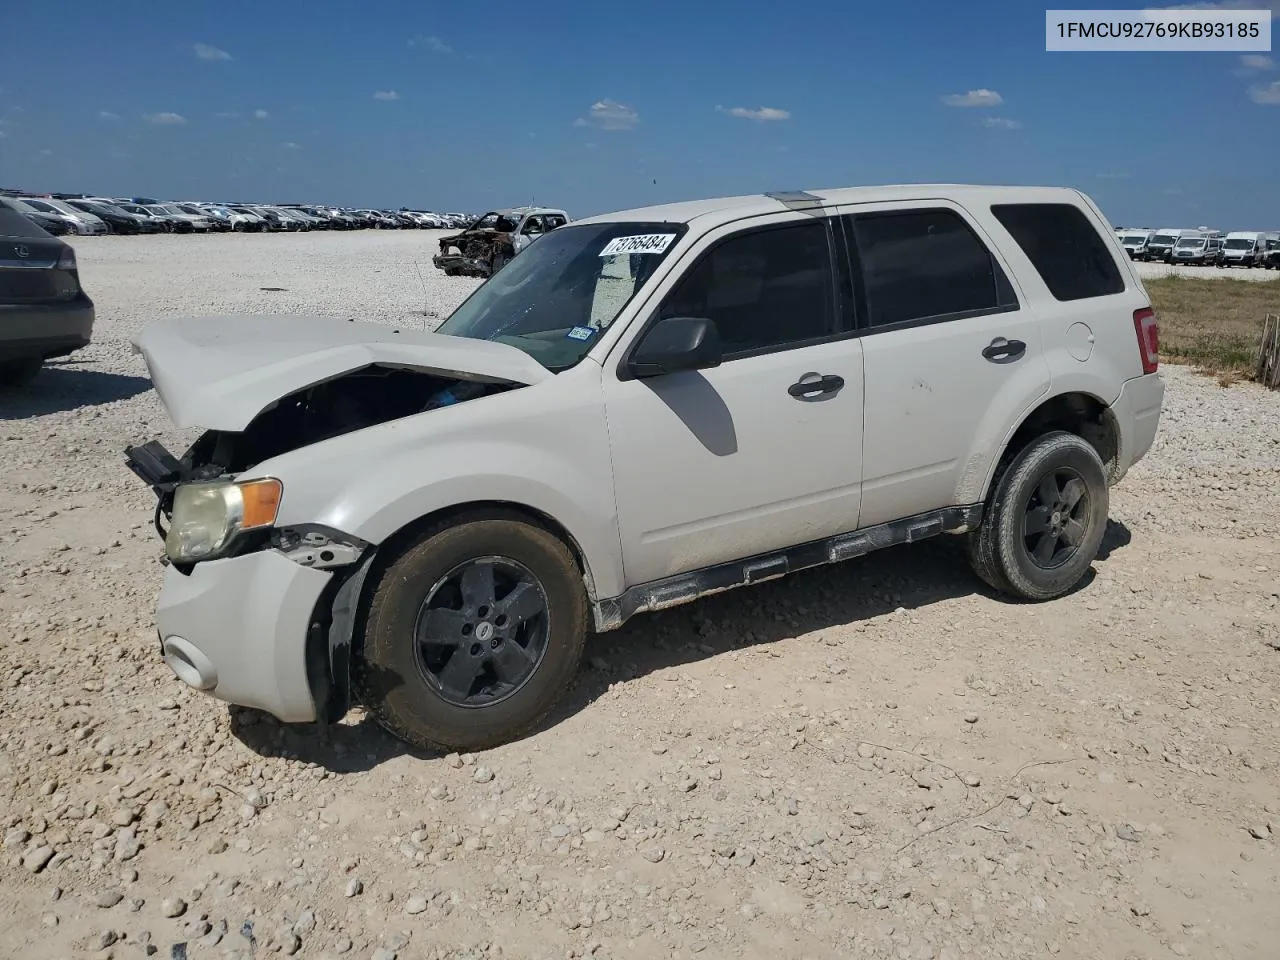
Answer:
(848, 208, 1016, 328)
(992, 203, 1124, 301)
(436, 220, 688, 371)
(656, 220, 835, 357)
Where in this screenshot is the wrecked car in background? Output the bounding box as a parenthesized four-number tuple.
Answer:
(432, 206, 569, 277)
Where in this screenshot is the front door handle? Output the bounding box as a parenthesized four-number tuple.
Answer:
(788, 372, 845, 401)
(982, 337, 1026, 364)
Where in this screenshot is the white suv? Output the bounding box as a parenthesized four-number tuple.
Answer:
(126, 184, 1165, 751)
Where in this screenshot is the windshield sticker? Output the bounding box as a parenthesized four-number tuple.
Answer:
(566, 325, 597, 342)
(599, 233, 677, 257)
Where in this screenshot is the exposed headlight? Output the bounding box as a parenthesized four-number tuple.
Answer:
(165, 478, 282, 562)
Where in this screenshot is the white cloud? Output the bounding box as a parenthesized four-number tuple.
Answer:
(373, 90, 400, 101)
(144, 112, 187, 125)
(98, 110, 120, 121)
(980, 116, 1022, 129)
(942, 89, 1004, 108)
(253, 109, 270, 119)
(284, 141, 301, 149)
(216, 111, 240, 120)
(1241, 54, 1276, 70)
(715, 105, 791, 121)
(1249, 80, 1280, 103)
(574, 99, 639, 131)
(409, 34, 453, 54)
(194, 43, 232, 61)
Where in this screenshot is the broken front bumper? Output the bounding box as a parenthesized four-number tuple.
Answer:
(157, 549, 331, 723)
(432, 253, 492, 276)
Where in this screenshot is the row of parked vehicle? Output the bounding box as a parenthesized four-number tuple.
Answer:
(0, 191, 475, 237)
(1115, 226, 1280, 268)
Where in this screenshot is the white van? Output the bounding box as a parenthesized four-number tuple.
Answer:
(1118, 230, 1155, 260)
(1145, 228, 1193, 263)
(1221, 231, 1267, 268)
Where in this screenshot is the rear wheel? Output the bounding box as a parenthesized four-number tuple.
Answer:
(355, 511, 588, 751)
(967, 431, 1108, 601)
(0, 357, 43, 390)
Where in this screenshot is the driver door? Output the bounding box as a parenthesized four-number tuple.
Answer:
(602, 214, 865, 587)
(512, 215, 544, 254)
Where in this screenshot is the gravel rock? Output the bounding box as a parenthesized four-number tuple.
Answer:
(160, 897, 187, 918)
(473, 766, 494, 784)
(23, 846, 54, 873)
(406, 895, 428, 914)
(345, 878, 363, 898)
(95, 889, 124, 909)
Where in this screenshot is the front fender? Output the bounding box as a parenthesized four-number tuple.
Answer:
(246, 372, 625, 600)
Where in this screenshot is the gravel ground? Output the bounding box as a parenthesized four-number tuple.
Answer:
(1, 231, 1279, 960)
(1133, 260, 1279, 283)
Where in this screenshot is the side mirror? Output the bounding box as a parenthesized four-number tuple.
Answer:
(627, 316, 722, 379)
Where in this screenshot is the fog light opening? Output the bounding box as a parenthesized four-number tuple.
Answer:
(162, 636, 218, 691)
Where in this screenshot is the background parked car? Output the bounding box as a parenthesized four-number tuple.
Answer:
(11, 197, 110, 235)
(146, 204, 215, 232)
(0, 199, 94, 388)
(64, 199, 151, 234)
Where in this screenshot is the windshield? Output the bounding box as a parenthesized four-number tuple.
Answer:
(1224, 238, 1254, 249)
(1152, 234, 1176, 245)
(1175, 237, 1204, 248)
(436, 221, 689, 371)
(472, 211, 522, 232)
(1121, 235, 1147, 245)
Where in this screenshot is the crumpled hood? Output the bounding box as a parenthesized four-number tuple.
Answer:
(132, 314, 553, 431)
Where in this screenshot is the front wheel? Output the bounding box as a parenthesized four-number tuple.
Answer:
(355, 512, 588, 752)
(490, 250, 510, 274)
(966, 431, 1109, 601)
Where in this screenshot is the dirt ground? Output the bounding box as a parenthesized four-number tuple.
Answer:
(1, 231, 1278, 960)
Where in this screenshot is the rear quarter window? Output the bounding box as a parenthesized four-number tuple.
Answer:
(991, 203, 1124, 302)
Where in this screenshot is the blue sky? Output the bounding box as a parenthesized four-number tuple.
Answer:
(1, 0, 1277, 225)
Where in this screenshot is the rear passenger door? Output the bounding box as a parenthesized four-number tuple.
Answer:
(836, 201, 1051, 527)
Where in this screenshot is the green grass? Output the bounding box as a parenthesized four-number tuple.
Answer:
(1145, 275, 1279, 380)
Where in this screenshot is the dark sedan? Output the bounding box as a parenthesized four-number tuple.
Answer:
(65, 199, 156, 235)
(0, 201, 94, 388)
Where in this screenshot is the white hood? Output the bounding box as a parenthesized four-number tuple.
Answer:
(132, 314, 553, 431)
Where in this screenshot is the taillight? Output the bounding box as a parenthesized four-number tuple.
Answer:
(56, 246, 77, 270)
(1133, 307, 1159, 374)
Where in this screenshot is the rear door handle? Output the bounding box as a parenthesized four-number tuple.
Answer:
(788, 372, 845, 401)
(982, 337, 1026, 364)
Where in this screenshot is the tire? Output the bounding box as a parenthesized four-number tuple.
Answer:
(355, 511, 588, 752)
(491, 250, 510, 274)
(0, 357, 43, 390)
(966, 431, 1109, 601)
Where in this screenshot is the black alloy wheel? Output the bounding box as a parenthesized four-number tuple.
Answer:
(413, 556, 550, 707)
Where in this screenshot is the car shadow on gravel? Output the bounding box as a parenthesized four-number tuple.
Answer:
(229, 520, 1133, 771)
(0, 362, 151, 418)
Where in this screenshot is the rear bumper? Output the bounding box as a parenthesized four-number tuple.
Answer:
(156, 549, 332, 723)
(1112, 372, 1165, 479)
(0, 298, 94, 361)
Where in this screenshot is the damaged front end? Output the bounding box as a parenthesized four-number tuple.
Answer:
(125, 365, 521, 723)
(432, 229, 514, 278)
(125, 314, 553, 723)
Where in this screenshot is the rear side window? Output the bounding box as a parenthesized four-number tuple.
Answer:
(991, 203, 1124, 302)
(846, 208, 1017, 328)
